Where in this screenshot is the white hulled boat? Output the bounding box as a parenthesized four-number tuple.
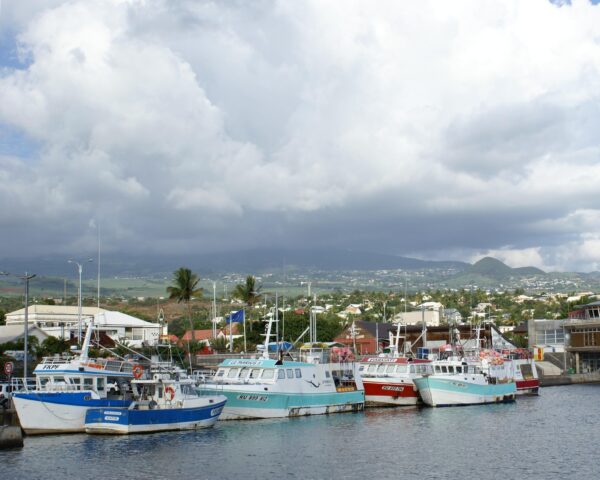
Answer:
(358, 323, 431, 407)
(414, 326, 517, 407)
(12, 322, 135, 434)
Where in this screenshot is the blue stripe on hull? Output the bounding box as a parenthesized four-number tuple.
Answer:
(414, 376, 516, 407)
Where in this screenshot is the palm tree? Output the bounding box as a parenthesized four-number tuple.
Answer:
(232, 275, 261, 306)
(166, 267, 203, 343)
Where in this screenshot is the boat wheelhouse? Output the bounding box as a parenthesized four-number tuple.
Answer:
(359, 356, 431, 407)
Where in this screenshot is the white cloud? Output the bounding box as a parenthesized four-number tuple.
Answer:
(1, 0, 600, 269)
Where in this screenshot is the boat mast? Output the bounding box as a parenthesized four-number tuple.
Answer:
(80, 317, 94, 361)
(262, 316, 274, 359)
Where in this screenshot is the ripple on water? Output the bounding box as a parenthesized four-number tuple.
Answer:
(1, 385, 599, 480)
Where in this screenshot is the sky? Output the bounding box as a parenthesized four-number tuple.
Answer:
(1, 0, 600, 272)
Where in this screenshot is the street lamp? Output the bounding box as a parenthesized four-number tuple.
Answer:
(68, 258, 93, 345)
(1, 271, 36, 381)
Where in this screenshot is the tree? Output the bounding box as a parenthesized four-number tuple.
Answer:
(38, 337, 70, 357)
(232, 275, 262, 307)
(166, 267, 203, 343)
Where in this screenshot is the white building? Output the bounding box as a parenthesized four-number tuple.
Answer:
(392, 309, 441, 327)
(5, 305, 161, 347)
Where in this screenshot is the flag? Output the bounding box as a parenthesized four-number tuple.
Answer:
(226, 310, 245, 324)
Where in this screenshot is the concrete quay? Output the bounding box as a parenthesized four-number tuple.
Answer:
(540, 372, 600, 387)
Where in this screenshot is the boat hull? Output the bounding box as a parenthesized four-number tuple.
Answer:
(363, 380, 419, 407)
(202, 388, 364, 420)
(414, 377, 516, 407)
(85, 398, 227, 434)
(12, 392, 131, 434)
(516, 379, 540, 395)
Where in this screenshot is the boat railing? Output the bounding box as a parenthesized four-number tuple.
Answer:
(38, 356, 133, 374)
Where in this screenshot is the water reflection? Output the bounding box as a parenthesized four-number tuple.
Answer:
(2, 385, 599, 480)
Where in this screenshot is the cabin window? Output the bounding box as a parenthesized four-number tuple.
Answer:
(262, 369, 275, 380)
(358, 365, 365, 372)
(53, 376, 65, 384)
(216, 369, 225, 377)
(368, 365, 377, 373)
(386, 365, 396, 373)
(158, 387, 163, 399)
(409, 365, 416, 374)
(441, 366, 448, 373)
(39, 377, 50, 388)
(278, 369, 286, 380)
(295, 369, 302, 378)
(434, 366, 441, 373)
(286, 369, 294, 379)
(227, 368, 239, 379)
(455, 366, 462, 374)
(239, 367, 250, 379)
(250, 368, 261, 379)
(377, 365, 387, 374)
(396, 365, 408, 374)
(325, 371, 331, 378)
(84, 378, 94, 389)
(97, 378, 105, 391)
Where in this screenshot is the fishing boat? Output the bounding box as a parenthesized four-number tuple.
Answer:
(198, 317, 364, 419)
(414, 354, 516, 407)
(84, 374, 227, 434)
(413, 325, 516, 407)
(12, 322, 135, 434)
(359, 356, 431, 406)
(502, 349, 540, 395)
(358, 322, 431, 407)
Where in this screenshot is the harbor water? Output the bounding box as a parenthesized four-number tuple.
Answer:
(2, 384, 598, 479)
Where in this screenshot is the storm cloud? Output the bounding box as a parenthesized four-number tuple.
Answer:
(1, 0, 600, 271)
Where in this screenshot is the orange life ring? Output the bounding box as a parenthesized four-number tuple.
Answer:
(132, 364, 144, 379)
(165, 386, 175, 401)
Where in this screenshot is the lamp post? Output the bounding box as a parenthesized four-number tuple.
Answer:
(68, 258, 93, 345)
(1, 271, 36, 380)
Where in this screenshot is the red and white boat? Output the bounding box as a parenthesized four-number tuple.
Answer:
(504, 349, 540, 395)
(359, 356, 431, 406)
(479, 348, 540, 396)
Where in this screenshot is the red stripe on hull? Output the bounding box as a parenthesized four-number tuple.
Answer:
(516, 379, 540, 395)
(363, 380, 419, 406)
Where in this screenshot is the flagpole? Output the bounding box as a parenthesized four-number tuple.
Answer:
(243, 309, 247, 352)
(229, 315, 233, 353)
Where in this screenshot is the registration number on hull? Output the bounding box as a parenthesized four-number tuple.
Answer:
(237, 394, 268, 402)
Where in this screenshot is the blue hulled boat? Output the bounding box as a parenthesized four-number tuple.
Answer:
(85, 374, 227, 434)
